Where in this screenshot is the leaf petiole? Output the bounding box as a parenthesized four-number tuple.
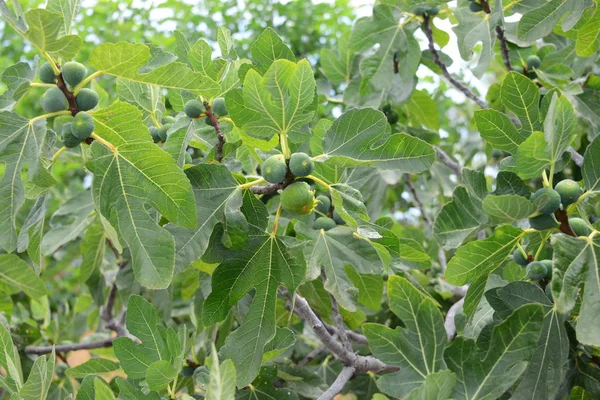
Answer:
(30, 82, 55, 88)
(271, 203, 283, 236)
(29, 110, 72, 123)
(72, 71, 104, 95)
(307, 175, 330, 190)
(238, 177, 266, 190)
(51, 146, 67, 163)
(90, 133, 117, 153)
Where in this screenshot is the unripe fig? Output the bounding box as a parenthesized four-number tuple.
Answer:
(184, 100, 204, 118)
(530, 188, 560, 214)
(333, 209, 345, 225)
(315, 195, 331, 215)
(185, 152, 193, 164)
(39, 62, 57, 83)
(75, 88, 99, 111)
(61, 123, 81, 148)
(469, 2, 483, 12)
(262, 155, 287, 184)
(211, 97, 228, 116)
(313, 217, 336, 231)
(158, 124, 172, 141)
(526, 261, 548, 280)
(554, 179, 583, 207)
(289, 152, 314, 177)
(526, 55, 541, 70)
(513, 249, 528, 266)
(386, 110, 399, 125)
(280, 182, 317, 216)
(62, 61, 87, 87)
(149, 126, 161, 143)
(569, 217, 592, 236)
(40, 87, 68, 112)
(529, 214, 559, 231)
(71, 111, 95, 140)
(53, 115, 73, 134)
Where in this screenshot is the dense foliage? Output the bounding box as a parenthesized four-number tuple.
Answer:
(1, 0, 600, 399)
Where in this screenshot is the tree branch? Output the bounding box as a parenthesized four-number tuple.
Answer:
(444, 297, 464, 340)
(323, 322, 369, 345)
(568, 147, 584, 167)
(281, 288, 397, 373)
(25, 338, 115, 355)
(495, 26, 512, 71)
(317, 366, 355, 400)
(422, 15, 489, 109)
(204, 101, 225, 163)
(404, 174, 432, 227)
(250, 182, 283, 195)
(434, 145, 462, 178)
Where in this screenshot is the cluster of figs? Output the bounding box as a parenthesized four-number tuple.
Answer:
(38, 61, 99, 148)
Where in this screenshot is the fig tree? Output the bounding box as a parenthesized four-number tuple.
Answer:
(40, 87, 68, 112)
(61, 123, 81, 148)
(530, 188, 561, 214)
(280, 182, 317, 216)
(262, 155, 287, 184)
(526, 55, 541, 70)
(314, 217, 336, 231)
(315, 195, 331, 215)
(289, 152, 314, 177)
(76, 88, 99, 111)
(71, 111, 95, 139)
(569, 217, 592, 236)
(529, 214, 559, 231)
(211, 97, 228, 116)
(38, 62, 56, 83)
(62, 61, 87, 87)
(184, 99, 204, 118)
(555, 179, 582, 207)
(526, 261, 548, 280)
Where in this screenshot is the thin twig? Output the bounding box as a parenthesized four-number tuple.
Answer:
(298, 342, 330, 367)
(204, 101, 224, 162)
(434, 146, 462, 178)
(495, 26, 512, 71)
(25, 338, 115, 355)
(317, 366, 355, 400)
(281, 288, 397, 373)
(444, 297, 464, 340)
(404, 175, 432, 227)
(422, 15, 489, 109)
(322, 271, 352, 351)
(323, 322, 369, 345)
(554, 209, 576, 237)
(568, 147, 584, 167)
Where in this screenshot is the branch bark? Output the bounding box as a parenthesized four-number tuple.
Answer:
(434, 145, 462, 178)
(25, 338, 115, 355)
(204, 101, 225, 163)
(495, 26, 513, 71)
(281, 288, 397, 374)
(444, 297, 465, 340)
(404, 174, 432, 227)
(317, 366, 355, 400)
(422, 15, 489, 109)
